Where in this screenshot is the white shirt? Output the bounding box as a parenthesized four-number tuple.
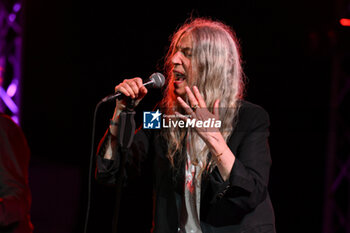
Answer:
(178, 135, 204, 233)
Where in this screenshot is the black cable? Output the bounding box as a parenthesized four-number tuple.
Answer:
(83, 99, 104, 233)
(83, 97, 138, 232)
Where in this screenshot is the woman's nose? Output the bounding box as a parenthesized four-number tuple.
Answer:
(171, 51, 182, 65)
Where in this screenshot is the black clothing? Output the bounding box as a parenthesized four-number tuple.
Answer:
(96, 101, 276, 233)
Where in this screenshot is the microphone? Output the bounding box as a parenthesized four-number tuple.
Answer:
(101, 72, 165, 102)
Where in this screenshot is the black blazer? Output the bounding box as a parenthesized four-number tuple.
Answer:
(96, 100, 276, 233)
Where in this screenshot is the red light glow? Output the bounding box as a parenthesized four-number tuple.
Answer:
(340, 18, 350, 26)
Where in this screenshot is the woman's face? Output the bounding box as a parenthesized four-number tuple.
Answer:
(171, 32, 193, 98)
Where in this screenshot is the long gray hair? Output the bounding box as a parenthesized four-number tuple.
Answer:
(160, 18, 245, 176)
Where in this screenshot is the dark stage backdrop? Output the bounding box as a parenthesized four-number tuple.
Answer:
(20, 0, 332, 232)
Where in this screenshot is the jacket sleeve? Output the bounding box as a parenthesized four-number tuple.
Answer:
(95, 128, 151, 185)
(203, 104, 272, 225)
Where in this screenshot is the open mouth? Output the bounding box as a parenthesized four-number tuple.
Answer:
(173, 71, 186, 82)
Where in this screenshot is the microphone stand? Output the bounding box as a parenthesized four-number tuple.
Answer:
(112, 98, 136, 233)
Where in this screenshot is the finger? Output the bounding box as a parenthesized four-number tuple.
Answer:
(134, 77, 143, 89)
(120, 83, 135, 98)
(192, 86, 206, 108)
(177, 96, 196, 117)
(135, 77, 147, 94)
(138, 87, 148, 99)
(213, 99, 220, 119)
(133, 78, 148, 99)
(116, 86, 131, 97)
(185, 86, 199, 109)
(174, 111, 189, 121)
(126, 80, 140, 97)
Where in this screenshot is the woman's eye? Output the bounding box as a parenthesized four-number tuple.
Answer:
(183, 50, 192, 57)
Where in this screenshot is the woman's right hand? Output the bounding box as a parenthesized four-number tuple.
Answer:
(114, 77, 148, 112)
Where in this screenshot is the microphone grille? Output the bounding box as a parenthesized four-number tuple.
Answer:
(150, 72, 165, 88)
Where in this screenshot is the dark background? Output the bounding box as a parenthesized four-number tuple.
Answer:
(19, 0, 348, 232)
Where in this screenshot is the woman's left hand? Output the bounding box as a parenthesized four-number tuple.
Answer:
(176, 86, 222, 144)
(176, 86, 235, 180)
